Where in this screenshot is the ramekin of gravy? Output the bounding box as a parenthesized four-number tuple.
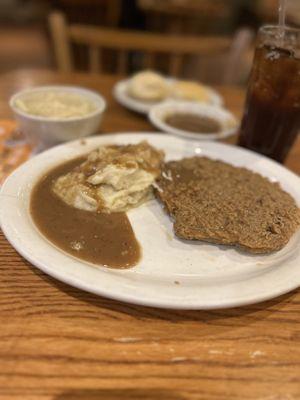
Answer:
(149, 101, 238, 141)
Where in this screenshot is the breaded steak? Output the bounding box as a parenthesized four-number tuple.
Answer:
(155, 157, 300, 253)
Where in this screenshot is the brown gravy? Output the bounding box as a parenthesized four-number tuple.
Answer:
(30, 158, 141, 269)
(165, 113, 222, 133)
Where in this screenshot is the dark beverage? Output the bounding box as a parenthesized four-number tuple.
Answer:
(238, 26, 300, 163)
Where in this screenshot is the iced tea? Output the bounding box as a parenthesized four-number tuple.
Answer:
(238, 26, 300, 162)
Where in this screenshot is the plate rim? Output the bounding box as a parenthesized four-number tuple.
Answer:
(113, 78, 224, 115)
(0, 132, 299, 310)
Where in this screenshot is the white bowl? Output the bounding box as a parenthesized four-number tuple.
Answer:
(149, 101, 239, 141)
(9, 85, 106, 147)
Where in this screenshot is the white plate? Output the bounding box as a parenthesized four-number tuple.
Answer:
(0, 133, 300, 310)
(113, 79, 223, 114)
(149, 101, 238, 140)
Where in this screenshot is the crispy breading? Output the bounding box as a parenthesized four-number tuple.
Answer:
(155, 156, 300, 253)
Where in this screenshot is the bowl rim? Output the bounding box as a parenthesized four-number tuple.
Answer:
(148, 100, 239, 140)
(9, 85, 106, 123)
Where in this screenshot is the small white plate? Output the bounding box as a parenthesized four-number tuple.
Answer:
(113, 78, 223, 114)
(0, 133, 299, 309)
(149, 101, 238, 140)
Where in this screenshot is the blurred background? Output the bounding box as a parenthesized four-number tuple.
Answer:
(0, 0, 299, 86)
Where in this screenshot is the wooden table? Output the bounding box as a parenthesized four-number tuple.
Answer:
(0, 69, 299, 400)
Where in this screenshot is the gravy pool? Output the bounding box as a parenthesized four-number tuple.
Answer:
(30, 158, 141, 269)
(165, 113, 222, 133)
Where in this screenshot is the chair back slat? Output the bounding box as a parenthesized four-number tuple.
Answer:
(169, 54, 183, 77)
(49, 12, 73, 72)
(144, 53, 155, 70)
(68, 24, 230, 54)
(89, 46, 101, 73)
(117, 50, 128, 75)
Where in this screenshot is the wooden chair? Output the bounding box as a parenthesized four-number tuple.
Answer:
(48, 11, 232, 77)
(138, 0, 232, 35)
(53, 0, 122, 27)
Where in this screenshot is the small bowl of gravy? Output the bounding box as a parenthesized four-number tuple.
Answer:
(149, 101, 239, 140)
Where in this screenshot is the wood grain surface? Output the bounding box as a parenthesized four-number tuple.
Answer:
(0, 69, 299, 400)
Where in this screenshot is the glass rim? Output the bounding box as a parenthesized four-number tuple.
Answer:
(259, 24, 300, 34)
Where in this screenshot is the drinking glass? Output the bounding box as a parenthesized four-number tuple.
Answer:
(238, 25, 300, 163)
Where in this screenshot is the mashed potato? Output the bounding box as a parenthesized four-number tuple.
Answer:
(52, 141, 164, 213)
(14, 91, 98, 119)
